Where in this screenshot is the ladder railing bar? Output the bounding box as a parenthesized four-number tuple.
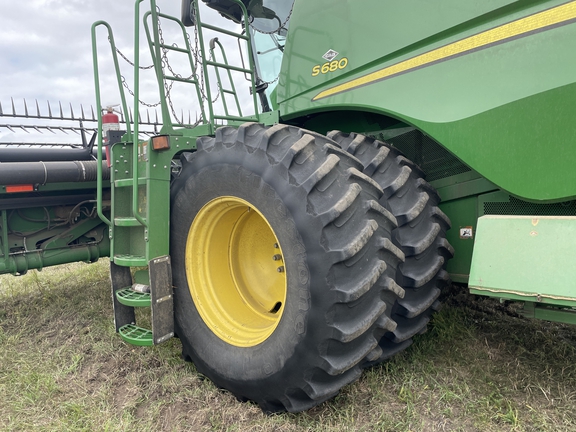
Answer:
(143, 8, 174, 133)
(198, 22, 249, 41)
(193, 0, 215, 127)
(205, 61, 253, 75)
(92, 20, 134, 227)
(224, 0, 259, 119)
(164, 76, 199, 84)
(210, 38, 243, 117)
(152, 43, 189, 54)
(156, 10, 208, 124)
(176, 8, 209, 126)
(236, 37, 252, 81)
(131, 0, 147, 228)
(209, 38, 231, 117)
(194, 0, 259, 125)
(91, 24, 133, 139)
(144, 8, 208, 127)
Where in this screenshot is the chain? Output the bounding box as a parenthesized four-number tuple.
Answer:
(157, 11, 202, 127)
(189, 5, 220, 106)
(190, 6, 205, 102)
(114, 44, 155, 70)
(248, 5, 294, 35)
(207, 50, 221, 104)
(111, 4, 233, 128)
(121, 76, 161, 108)
(247, 5, 294, 88)
(260, 76, 279, 87)
(114, 34, 164, 109)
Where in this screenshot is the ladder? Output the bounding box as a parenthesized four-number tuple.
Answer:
(91, 0, 260, 346)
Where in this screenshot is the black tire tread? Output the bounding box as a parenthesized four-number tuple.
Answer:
(327, 130, 453, 366)
(172, 123, 404, 412)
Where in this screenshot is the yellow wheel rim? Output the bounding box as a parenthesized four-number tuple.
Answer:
(186, 196, 287, 347)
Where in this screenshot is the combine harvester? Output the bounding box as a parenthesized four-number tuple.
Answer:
(0, 0, 574, 412)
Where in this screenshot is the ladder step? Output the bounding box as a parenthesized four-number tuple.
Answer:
(118, 324, 153, 346)
(164, 75, 197, 84)
(115, 287, 151, 307)
(205, 60, 252, 74)
(114, 254, 148, 266)
(155, 42, 189, 54)
(114, 217, 146, 226)
(115, 178, 146, 187)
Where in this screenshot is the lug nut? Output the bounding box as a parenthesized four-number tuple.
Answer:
(277, 266, 285, 273)
(273, 243, 279, 248)
(272, 254, 282, 261)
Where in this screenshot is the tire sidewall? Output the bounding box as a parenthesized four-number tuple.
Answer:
(171, 147, 314, 390)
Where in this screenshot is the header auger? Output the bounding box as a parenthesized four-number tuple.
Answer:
(1, 0, 575, 412)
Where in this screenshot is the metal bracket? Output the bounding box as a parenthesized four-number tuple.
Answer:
(150, 255, 174, 344)
(110, 261, 135, 331)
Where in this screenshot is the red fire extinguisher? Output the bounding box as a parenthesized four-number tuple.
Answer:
(102, 106, 120, 167)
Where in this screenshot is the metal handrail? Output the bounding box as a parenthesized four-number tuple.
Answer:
(143, 7, 208, 130)
(193, 0, 260, 126)
(90, 0, 262, 230)
(91, 21, 134, 227)
(130, 0, 147, 228)
(209, 38, 244, 118)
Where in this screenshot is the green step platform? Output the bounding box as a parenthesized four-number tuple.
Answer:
(118, 324, 153, 346)
(115, 287, 151, 307)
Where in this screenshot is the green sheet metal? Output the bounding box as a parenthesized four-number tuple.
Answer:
(277, 0, 576, 202)
(469, 215, 576, 307)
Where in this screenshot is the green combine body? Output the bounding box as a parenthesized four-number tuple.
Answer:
(1, 0, 575, 412)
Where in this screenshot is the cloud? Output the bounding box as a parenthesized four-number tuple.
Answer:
(0, 0, 252, 144)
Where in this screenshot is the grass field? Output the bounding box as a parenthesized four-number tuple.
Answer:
(1, 260, 576, 431)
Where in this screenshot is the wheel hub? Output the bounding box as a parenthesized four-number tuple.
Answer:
(186, 196, 287, 347)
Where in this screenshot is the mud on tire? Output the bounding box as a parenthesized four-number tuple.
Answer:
(170, 123, 405, 412)
(328, 131, 454, 365)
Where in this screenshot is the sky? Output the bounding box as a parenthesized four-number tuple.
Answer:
(0, 0, 248, 144)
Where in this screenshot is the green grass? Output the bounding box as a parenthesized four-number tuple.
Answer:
(1, 261, 576, 431)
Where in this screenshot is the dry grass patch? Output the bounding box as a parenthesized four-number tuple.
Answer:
(1, 262, 576, 431)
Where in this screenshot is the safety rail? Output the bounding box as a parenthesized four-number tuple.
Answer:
(209, 38, 245, 120)
(91, 0, 262, 233)
(143, 7, 208, 130)
(91, 21, 134, 227)
(192, 0, 260, 124)
(128, 0, 151, 228)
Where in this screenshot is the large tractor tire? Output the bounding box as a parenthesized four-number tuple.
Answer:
(327, 131, 454, 365)
(170, 123, 406, 412)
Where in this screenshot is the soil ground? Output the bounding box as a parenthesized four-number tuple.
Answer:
(1, 260, 575, 431)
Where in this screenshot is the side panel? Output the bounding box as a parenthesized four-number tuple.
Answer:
(278, 0, 576, 201)
(469, 215, 576, 307)
(438, 187, 576, 282)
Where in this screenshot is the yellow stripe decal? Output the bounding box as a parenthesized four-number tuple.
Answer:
(312, 1, 576, 101)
